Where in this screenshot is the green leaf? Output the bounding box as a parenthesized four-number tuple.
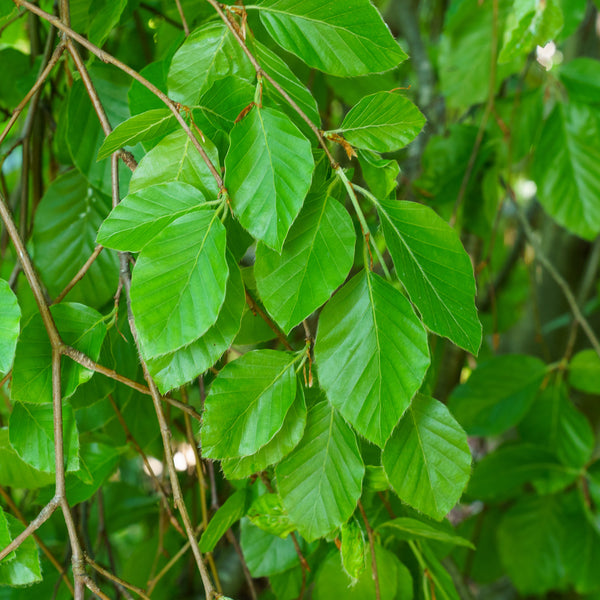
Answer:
(225, 105, 314, 251)
(146, 254, 244, 393)
(313, 545, 404, 600)
(341, 520, 366, 582)
(358, 150, 399, 200)
(0, 507, 14, 563)
(240, 519, 309, 577)
(97, 108, 176, 160)
(199, 488, 250, 553)
(499, 0, 563, 63)
(333, 92, 425, 153)
(97, 181, 207, 252)
(378, 199, 481, 354)
(11, 303, 107, 405)
(128, 129, 220, 202)
(497, 494, 570, 594)
(255, 194, 355, 333)
(568, 349, 600, 394)
(252, 39, 321, 128)
(0, 279, 20, 376)
(518, 382, 594, 469)
(201, 350, 297, 459)
(314, 271, 430, 447)
(532, 101, 600, 240)
(247, 493, 296, 539)
(33, 170, 119, 309)
(0, 430, 54, 489)
(417, 542, 460, 600)
(560, 58, 600, 105)
(130, 209, 228, 359)
(448, 355, 547, 435)
(253, 0, 407, 76)
(9, 401, 79, 473)
(88, 0, 128, 47)
(378, 517, 474, 549)
(468, 444, 579, 500)
(382, 394, 471, 521)
(167, 22, 253, 106)
(276, 401, 364, 541)
(0, 515, 42, 587)
(221, 384, 307, 479)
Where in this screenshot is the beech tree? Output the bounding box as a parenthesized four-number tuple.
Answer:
(1, 0, 600, 599)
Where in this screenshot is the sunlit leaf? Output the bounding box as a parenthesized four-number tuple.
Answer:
(0, 279, 20, 376)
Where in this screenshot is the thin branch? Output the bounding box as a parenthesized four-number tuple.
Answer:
(52, 245, 104, 304)
(204, 0, 338, 168)
(87, 557, 151, 600)
(174, 0, 189, 35)
(14, 0, 223, 188)
(83, 576, 112, 600)
(245, 289, 293, 351)
(503, 183, 600, 359)
(358, 500, 380, 600)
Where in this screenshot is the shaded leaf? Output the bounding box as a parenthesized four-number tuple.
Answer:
(315, 271, 430, 447)
(247, 493, 296, 539)
(448, 355, 547, 435)
(341, 520, 366, 582)
(568, 349, 600, 394)
(225, 105, 314, 251)
(378, 199, 481, 354)
(97, 181, 207, 252)
(9, 401, 79, 473)
(276, 401, 364, 541)
(11, 303, 107, 405)
(0, 279, 20, 376)
(253, 0, 407, 76)
(201, 350, 297, 459)
(130, 209, 228, 359)
(255, 194, 355, 333)
(383, 394, 471, 521)
(378, 517, 474, 549)
(199, 488, 250, 553)
(0, 430, 54, 489)
(0, 506, 13, 563)
(358, 150, 399, 200)
(335, 92, 425, 153)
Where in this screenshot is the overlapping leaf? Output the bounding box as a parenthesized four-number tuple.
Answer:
(253, 0, 407, 76)
(146, 254, 245, 393)
(276, 401, 364, 541)
(225, 105, 314, 251)
(315, 271, 430, 447)
(0, 515, 42, 586)
(130, 209, 228, 359)
(378, 199, 481, 354)
(532, 101, 600, 240)
(97, 108, 176, 160)
(378, 517, 474, 548)
(255, 194, 355, 333)
(33, 170, 119, 309)
(199, 488, 250, 552)
(568, 349, 600, 394)
(11, 303, 107, 405)
(128, 129, 220, 201)
(167, 22, 253, 106)
(0, 279, 20, 376)
(334, 92, 425, 153)
(201, 350, 297, 459)
(9, 401, 79, 473)
(382, 394, 471, 520)
(97, 181, 207, 252)
(221, 385, 307, 479)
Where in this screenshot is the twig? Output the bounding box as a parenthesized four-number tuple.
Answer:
(503, 182, 600, 359)
(245, 289, 293, 351)
(174, 0, 189, 35)
(358, 500, 380, 600)
(52, 245, 104, 304)
(14, 0, 223, 188)
(87, 557, 151, 600)
(83, 576, 112, 600)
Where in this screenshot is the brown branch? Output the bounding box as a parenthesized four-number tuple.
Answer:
(83, 576, 112, 600)
(52, 245, 104, 304)
(14, 0, 223, 188)
(245, 289, 293, 351)
(358, 500, 380, 600)
(87, 557, 151, 600)
(174, 0, 189, 36)
(204, 0, 338, 168)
